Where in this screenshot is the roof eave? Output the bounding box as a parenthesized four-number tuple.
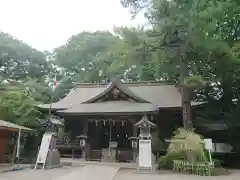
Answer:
(57, 110, 158, 116)
(158, 102, 206, 109)
(35, 104, 67, 111)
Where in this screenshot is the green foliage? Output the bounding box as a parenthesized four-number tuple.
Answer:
(0, 31, 54, 130)
(52, 28, 159, 83)
(168, 128, 207, 162)
(212, 159, 222, 168)
(0, 84, 43, 128)
(0, 32, 49, 82)
(53, 31, 125, 82)
(119, 0, 240, 152)
(0, 0, 240, 164)
(151, 132, 165, 150)
(184, 76, 207, 89)
(157, 128, 216, 170)
(158, 129, 219, 175)
(173, 160, 214, 176)
(158, 150, 185, 169)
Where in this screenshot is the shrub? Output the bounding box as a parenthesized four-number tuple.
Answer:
(168, 128, 207, 162)
(158, 128, 222, 174)
(212, 158, 222, 167)
(158, 150, 185, 169)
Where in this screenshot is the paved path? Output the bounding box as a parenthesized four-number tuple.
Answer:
(0, 165, 240, 180)
(0, 166, 75, 180)
(114, 169, 240, 180)
(0, 165, 119, 180)
(53, 165, 119, 180)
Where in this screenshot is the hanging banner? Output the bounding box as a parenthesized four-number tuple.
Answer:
(139, 140, 152, 167)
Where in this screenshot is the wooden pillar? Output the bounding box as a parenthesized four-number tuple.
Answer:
(133, 125, 137, 162)
(82, 120, 89, 160)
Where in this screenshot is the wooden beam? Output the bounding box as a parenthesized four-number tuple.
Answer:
(0, 127, 19, 132)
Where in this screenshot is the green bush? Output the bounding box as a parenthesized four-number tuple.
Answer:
(158, 128, 222, 172)
(168, 128, 207, 162)
(158, 151, 185, 169)
(212, 158, 222, 167)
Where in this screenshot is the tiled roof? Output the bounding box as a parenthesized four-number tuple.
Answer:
(37, 80, 204, 113)
(59, 101, 158, 114)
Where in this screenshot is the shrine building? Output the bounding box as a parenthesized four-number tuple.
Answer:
(38, 78, 202, 162)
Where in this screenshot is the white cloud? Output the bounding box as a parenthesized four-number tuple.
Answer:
(0, 0, 146, 51)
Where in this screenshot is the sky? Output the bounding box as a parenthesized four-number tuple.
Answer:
(0, 0, 146, 51)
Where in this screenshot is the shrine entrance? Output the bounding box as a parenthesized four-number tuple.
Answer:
(88, 119, 134, 162)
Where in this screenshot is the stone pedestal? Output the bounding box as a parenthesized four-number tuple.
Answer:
(101, 149, 109, 162)
(46, 149, 61, 167)
(101, 148, 116, 162)
(109, 148, 116, 162)
(136, 153, 156, 173)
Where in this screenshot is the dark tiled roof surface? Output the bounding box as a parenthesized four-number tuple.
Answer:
(38, 81, 203, 113)
(59, 101, 158, 114)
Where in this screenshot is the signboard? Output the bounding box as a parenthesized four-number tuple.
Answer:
(204, 138, 213, 151)
(139, 140, 152, 167)
(35, 133, 53, 166)
(109, 141, 118, 148)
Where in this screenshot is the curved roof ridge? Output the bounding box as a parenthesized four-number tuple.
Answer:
(81, 80, 150, 104)
(74, 80, 174, 88)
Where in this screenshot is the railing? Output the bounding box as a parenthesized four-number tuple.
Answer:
(117, 149, 133, 162)
(88, 149, 133, 162)
(90, 150, 102, 161)
(173, 160, 214, 176)
(56, 140, 80, 148)
(56, 140, 134, 162)
(56, 140, 82, 158)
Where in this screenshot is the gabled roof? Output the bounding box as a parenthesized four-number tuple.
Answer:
(82, 78, 149, 103)
(134, 115, 156, 127)
(0, 120, 34, 132)
(37, 80, 204, 111)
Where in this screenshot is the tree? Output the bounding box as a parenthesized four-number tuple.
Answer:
(114, 27, 157, 81)
(0, 84, 42, 128)
(0, 32, 49, 82)
(120, 0, 240, 130)
(53, 31, 126, 82)
(53, 29, 161, 83)
(121, 0, 198, 128)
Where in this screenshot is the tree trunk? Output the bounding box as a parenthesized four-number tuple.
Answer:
(180, 48, 193, 129)
(181, 85, 192, 129)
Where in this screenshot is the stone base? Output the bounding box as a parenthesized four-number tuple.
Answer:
(136, 153, 156, 174)
(101, 149, 116, 162)
(46, 150, 61, 166)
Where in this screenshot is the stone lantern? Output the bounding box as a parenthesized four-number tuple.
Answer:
(77, 134, 87, 159)
(134, 115, 156, 173)
(79, 135, 87, 147)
